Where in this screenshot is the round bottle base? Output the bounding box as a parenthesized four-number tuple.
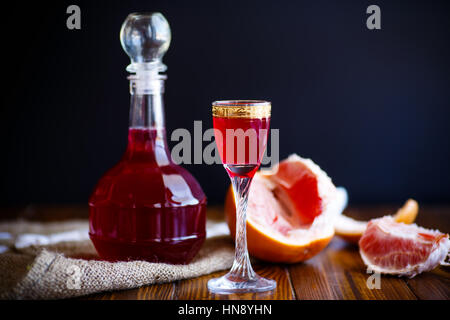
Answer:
(207, 272, 276, 294)
(89, 233, 205, 265)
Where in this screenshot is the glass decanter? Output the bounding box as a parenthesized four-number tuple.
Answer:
(89, 13, 207, 264)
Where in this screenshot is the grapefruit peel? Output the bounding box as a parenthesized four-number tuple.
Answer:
(334, 199, 419, 243)
(225, 154, 348, 263)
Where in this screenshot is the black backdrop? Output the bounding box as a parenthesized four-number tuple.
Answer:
(1, 0, 450, 205)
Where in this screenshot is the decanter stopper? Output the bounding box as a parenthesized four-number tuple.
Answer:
(120, 12, 171, 75)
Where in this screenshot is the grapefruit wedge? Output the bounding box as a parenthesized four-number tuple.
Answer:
(359, 216, 450, 277)
(335, 199, 419, 243)
(225, 154, 347, 263)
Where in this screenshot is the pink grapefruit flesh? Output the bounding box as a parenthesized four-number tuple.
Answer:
(359, 216, 450, 278)
(225, 154, 346, 263)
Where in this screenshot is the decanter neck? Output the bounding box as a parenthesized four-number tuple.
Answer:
(125, 78, 171, 164)
(129, 77, 166, 129)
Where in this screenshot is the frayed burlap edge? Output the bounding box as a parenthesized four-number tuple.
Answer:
(2, 236, 234, 300)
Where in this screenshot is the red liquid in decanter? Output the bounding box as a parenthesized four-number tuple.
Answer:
(89, 128, 207, 264)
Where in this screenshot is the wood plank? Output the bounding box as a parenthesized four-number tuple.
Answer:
(0, 204, 89, 222)
(289, 240, 357, 300)
(404, 206, 450, 300)
(0, 206, 29, 220)
(289, 238, 418, 300)
(414, 206, 450, 232)
(82, 283, 175, 300)
(175, 264, 295, 300)
(2, 205, 449, 300)
(344, 205, 450, 300)
(405, 267, 450, 300)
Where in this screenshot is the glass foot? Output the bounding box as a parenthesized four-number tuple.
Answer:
(207, 272, 276, 294)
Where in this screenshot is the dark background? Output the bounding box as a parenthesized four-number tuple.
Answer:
(1, 0, 450, 205)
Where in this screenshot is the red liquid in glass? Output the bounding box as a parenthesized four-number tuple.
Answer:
(213, 116, 270, 178)
(89, 128, 207, 264)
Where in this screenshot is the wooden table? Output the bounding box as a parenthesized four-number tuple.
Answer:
(2, 204, 449, 300)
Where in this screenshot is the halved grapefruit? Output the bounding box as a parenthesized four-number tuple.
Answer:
(359, 216, 450, 277)
(224, 154, 347, 263)
(334, 199, 419, 243)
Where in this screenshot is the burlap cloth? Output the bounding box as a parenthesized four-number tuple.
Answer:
(0, 219, 234, 299)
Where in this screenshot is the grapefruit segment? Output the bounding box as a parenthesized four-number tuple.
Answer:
(335, 199, 419, 243)
(359, 216, 450, 277)
(393, 199, 419, 224)
(225, 154, 347, 263)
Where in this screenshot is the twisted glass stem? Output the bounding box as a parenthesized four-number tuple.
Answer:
(228, 175, 257, 281)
